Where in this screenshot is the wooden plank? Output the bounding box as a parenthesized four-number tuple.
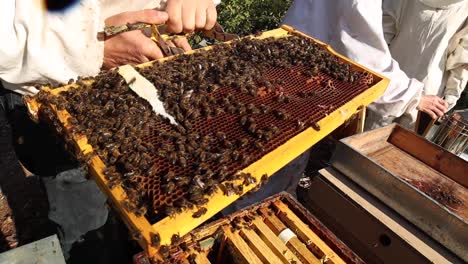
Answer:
(239, 227, 286, 264)
(356, 107, 366, 134)
(258, 208, 321, 264)
(251, 217, 302, 263)
(215, 234, 228, 264)
(222, 226, 263, 264)
(195, 253, 211, 264)
(273, 201, 346, 264)
(189, 219, 229, 242)
(388, 125, 468, 188)
(366, 141, 468, 221)
(188, 249, 211, 264)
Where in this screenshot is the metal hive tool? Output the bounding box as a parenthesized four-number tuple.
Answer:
(25, 26, 389, 256)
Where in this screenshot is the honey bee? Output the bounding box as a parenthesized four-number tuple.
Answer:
(231, 217, 242, 231)
(237, 105, 247, 115)
(216, 131, 227, 141)
(274, 109, 290, 120)
(248, 122, 258, 134)
(194, 198, 208, 206)
(175, 176, 191, 186)
(261, 174, 269, 185)
(237, 138, 249, 148)
(248, 88, 257, 97)
(226, 105, 236, 114)
(178, 156, 188, 167)
(188, 253, 197, 264)
(240, 116, 248, 126)
(217, 166, 229, 180)
(163, 171, 175, 181)
(192, 207, 207, 218)
(171, 234, 181, 245)
(311, 122, 321, 131)
(165, 206, 177, 217)
(231, 150, 240, 161)
(244, 214, 254, 224)
(159, 245, 170, 259)
(150, 232, 161, 247)
(131, 231, 143, 241)
(221, 183, 235, 196)
(268, 124, 280, 135)
(243, 173, 257, 186)
(241, 154, 252, 167)
(214, 107, 224, 116)
(234, 184, 243, 195)
(254, 141, 265, 152)
(162, 182, 176, 194)
(275, 93, 286, 103)
(222, 139, 234, 149)
(259, 104, 270, 114)
(296, 120, 306, 130)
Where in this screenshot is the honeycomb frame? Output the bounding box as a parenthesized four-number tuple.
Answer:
(25, 25, 389, 257)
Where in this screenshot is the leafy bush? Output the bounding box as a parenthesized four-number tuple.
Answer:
(217, 0, 293, 36)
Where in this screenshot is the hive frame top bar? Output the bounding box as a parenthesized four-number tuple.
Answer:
(25, 25, 389, 258)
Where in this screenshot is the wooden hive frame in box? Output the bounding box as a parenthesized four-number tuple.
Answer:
(25, 25, 389, 258)
(139, 192, 363, 263)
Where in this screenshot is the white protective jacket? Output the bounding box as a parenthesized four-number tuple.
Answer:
(383, 0, 468, 112)
(0, 0, 220, 96)
(283, 0, 468, 129)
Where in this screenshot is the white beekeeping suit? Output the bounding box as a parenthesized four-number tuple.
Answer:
(283, 0, 425, 129)
(446, 22, 468, 105)
(0, 0, 220, 96)
(383, 0, 468, 125)
(0, 1, 155, 95)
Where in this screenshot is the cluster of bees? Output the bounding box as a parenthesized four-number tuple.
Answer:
(35, 35, 371, 227)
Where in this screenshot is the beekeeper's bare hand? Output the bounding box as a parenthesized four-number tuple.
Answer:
(417, 95, 449, 119)
(103, 10, 168, 69)
(167, 37, 192, 52)
(165, 0, 217, 33)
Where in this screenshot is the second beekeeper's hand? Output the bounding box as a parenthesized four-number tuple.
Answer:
(165, 0, 217, 33)
(417, 95, 449, 120)
(103, 10, 168, 70)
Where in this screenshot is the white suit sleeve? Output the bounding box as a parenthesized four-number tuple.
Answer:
(0, 1, 104, 95)
(444, 21, 468, 109)
(382, 0, 399, 44)
(334, 1, 424, 129)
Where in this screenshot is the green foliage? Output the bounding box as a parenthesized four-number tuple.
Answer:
(217, 0, 293, 36)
